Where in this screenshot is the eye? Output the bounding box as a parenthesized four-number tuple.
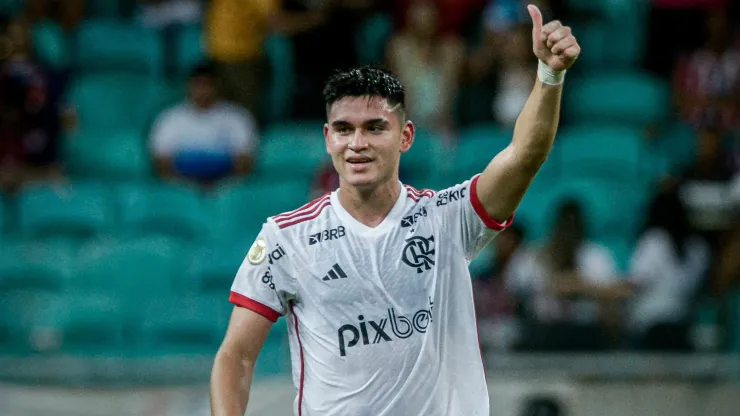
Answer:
(368, 125, 383, 133)
(335, 126, 351, 134)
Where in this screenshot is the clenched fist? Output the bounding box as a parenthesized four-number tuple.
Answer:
(528, 4, 580, 72)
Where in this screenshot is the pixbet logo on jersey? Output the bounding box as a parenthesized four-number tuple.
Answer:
(336, 298, 434, 357)
(308, 226, 346, 245)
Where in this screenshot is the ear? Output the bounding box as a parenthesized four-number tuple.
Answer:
(324, 123, 331, 155)
(400, 120, 414, 153)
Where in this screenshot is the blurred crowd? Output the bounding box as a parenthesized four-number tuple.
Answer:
(0, 0, 739, 355)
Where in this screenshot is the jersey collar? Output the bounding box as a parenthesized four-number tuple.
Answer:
(330, 182, 407, 237)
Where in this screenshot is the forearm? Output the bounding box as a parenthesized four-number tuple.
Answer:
(511, 77, 562, 169)
(210, 350, 255, 416)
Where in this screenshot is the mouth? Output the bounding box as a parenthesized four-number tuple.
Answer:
(346, 156, 374, 165)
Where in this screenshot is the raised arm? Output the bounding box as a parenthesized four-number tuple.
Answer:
(210, 307, 274, 416)
(475, 5, 581, 222)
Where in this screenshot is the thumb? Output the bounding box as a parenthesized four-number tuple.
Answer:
(527, 4, 543, 36)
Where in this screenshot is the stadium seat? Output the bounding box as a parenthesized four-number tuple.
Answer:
(64, 129, 151, 180)
(186, 242, 248, 293)
(75, 19, 163, 75)
(212, 178, 312, 241)
(31, 20, 70, 69)
(653, 122, 698, 174)
(175, 24, 206, 76)
(66, 72, 171, 133)
(76, 235, 184, 299)
(86, 0, 123, 17)
(17, 181, 114, 239)
(355, 13, 393, 65)
(564, 71, 670, 126)
(555, 124, 647, 182)
(598, 236, 633, 273)
(256, 121, 328, 179)
(0, 193, 6, 237)
(0, 239, 77, 292)
(136, 295, 231, 352)
(454, 124, 513, 183)
(263, 35, 296, 122)
(115, 182, 208, 240)
(402, 129, 448, 189)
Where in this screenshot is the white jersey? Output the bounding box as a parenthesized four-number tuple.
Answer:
(229, 175, 512, 416)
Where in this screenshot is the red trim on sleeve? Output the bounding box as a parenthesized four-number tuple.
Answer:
(229, 291, 282, 322)
(290, 304, 305, 416)
(470, 175, 514, 231)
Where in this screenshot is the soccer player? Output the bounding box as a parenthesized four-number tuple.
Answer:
(210, 5, 580, 416)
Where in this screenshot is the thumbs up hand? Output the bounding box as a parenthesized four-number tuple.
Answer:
(528, 4, 580, 72)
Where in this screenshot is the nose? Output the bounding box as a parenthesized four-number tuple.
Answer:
(347, 131, 368, 152)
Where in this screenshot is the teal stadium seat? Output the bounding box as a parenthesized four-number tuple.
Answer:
(454, 124, 513, 183)
(654, 122, 698, 174)
(67, 72, 171, 133)
(212, 178, 312, 242)
(17, 181, 114, 239)
(263, 35, 295, 122)
(116, 182, 208, 240)
(0, 193, 6, 237)
(76, 236, 183, 298)
(355, 13, 393, 65)
(402, 129, 447, 189)
(86, 0, 123, 18)
(176, 25, 206, 76)
(0, 239, 77, 291)
(186, 242, 248, 293)
(565, 71, 670, 126)
(64, 129, 151, 180)
(31, 20, 70, 69)
(556, 124, 647, 182)
(257, 121, 328, 180)
(75, 19, 163, 75)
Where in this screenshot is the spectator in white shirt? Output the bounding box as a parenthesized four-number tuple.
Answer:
(628, 188, 710, 351)
(150, 63, 258, 186)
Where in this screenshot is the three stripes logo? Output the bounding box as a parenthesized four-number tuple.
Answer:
(322, 264, 348, 282)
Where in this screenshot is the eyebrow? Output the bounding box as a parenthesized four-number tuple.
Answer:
(330, 119, 390, 128)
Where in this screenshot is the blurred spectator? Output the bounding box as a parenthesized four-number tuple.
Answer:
(149, 63, 258, 187)
(387, 0, 464, 135)
(712, 215, 740, 295)
(137, 0, 202, 28)
(673, 9, 740, 132)
(206, 0, 279, 122)
(0, 15, 64, 193)
(676, 127, 737, 248)
(627, 189, 709, 351)
(473, 224, 524, 351)
(394, 0, 486, 40)
(506, 200, 629, 351)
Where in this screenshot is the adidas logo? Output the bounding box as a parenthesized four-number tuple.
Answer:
(322, 264, 348, 281)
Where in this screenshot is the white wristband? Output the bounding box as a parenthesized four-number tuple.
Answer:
(537, 60, 566, 85)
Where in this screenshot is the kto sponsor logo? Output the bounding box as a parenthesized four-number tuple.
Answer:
(401, 207, 428, 228)
(436, 186, 467, 207)
(309, 226, 346, 245)
(336, 298, 434, 357)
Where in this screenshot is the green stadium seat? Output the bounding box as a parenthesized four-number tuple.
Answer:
(115, 182, 208, 240)
(31, 20, 70, 69)
(76, 236, 183, 297)
(556, 124, 647, 182)
(402, 129, 448, 189)
(17, 181, 114, 239)
(654, 122, 698, 174)
(186, 242, 247, 293)
(454, 124, 513, 183)
(598, 236, 633, 273)
(176, 24, 206, 76)
(64, 129, 151, 180)
(256, 121, 328, 179)
(263, 35, 295, 122)
(565, 71, 670, 126)
(0, 193, 6, 237)
(67, 72, 171, 133)
(75, 19, 163, 75)
(355, 13, 393, 65)
(86, 0, 123, 17)
(136, 295, 231, 353)
(212, 178, 311, 241)
(0, 239, 77, 291)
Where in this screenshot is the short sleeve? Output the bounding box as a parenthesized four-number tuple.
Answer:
(229, 223, 296, 322)
(433, 174, 513, 261)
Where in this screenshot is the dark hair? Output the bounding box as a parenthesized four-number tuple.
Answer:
(189, 61, 217, 80)
(644, 188, 692, 260)
(322, 65, 406, 119)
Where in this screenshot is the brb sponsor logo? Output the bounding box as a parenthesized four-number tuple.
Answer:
(336, 298, 434, 357)
(436, 186, 467, 207)
(401, 207, 428, 228)
(309, 226, 346, 245)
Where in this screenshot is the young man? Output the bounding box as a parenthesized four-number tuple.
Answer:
(210, 5, 580, 415)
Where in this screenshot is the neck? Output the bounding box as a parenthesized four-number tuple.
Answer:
(337, 178, 401, 228)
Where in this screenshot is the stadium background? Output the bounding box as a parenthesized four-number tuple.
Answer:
(0, 0, 739, 414)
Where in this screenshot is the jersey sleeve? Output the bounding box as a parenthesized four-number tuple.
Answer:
(229, 222, 296, 322)
(434, 174, 514, 261)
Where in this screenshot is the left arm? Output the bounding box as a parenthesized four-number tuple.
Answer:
(475, 5, 581, 222)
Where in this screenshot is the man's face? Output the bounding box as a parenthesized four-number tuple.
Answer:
(189, 75, 217, 108)
(324, 96, 414, 191)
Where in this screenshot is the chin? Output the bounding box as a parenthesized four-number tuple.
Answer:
(344, 171, 380, 189)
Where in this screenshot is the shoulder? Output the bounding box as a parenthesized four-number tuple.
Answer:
(157, 103, 190, 122)
(269, 192, 333, 231)
(217, 102, 256, 122)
